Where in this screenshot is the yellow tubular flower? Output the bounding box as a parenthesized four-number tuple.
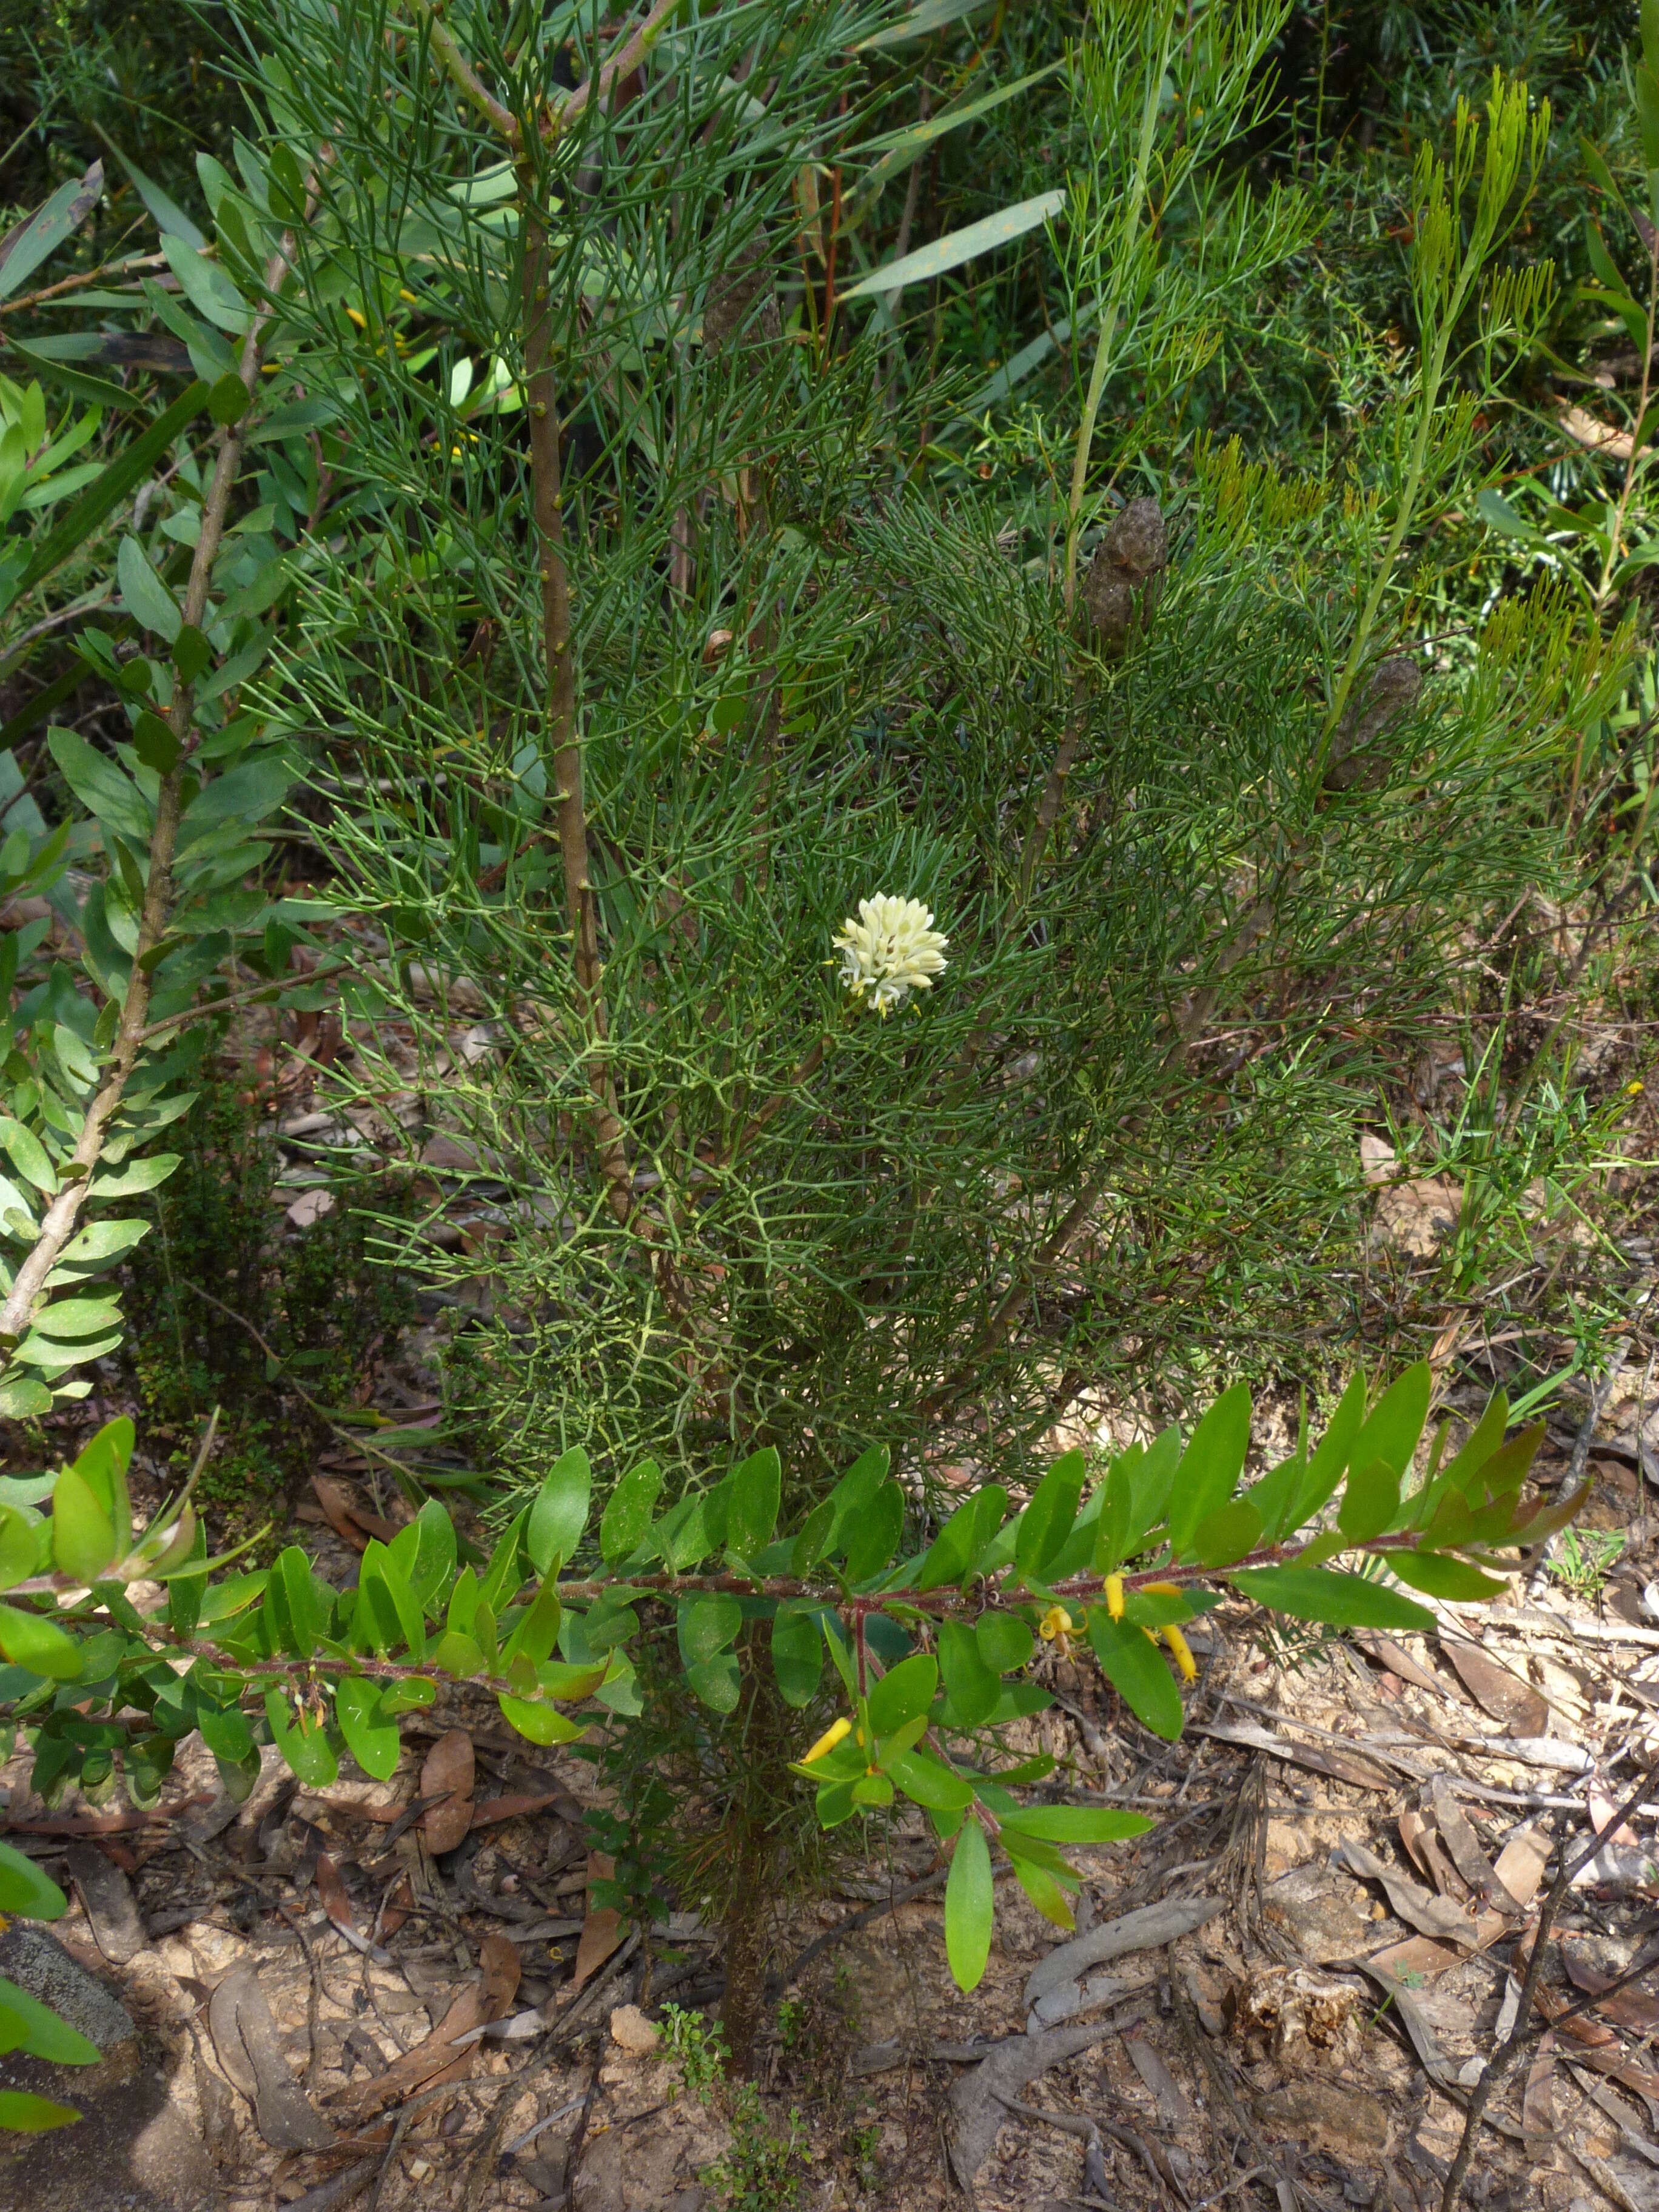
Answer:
(1038, 1604, 1074, 1643)
(1139, 1581, 1182, 1598)
(801, 1715, 852, 1765)
(1161, 1626, 1198, 1683)
(1104, 1575, 1125, 1620)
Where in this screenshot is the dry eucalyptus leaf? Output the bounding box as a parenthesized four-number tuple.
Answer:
(1522, 2034, 1558, 2150)
(1353, 1629, 1458, 1700)
(1438, 1638, 1550, 1737)
(1124, 2034, 1190, 2127)
(310, 1475, 399, 1550)
(1337, 1839, 1482, 1948)
(314, 1851, 357, 1937)
(1399, 1807, 1460, 1897)
(479, 1929, 522, 2012)
(337, 1933, 520, 2119)
(571, 1906, 623, 1994)
(1366, 1934, 1466, 1984)
(1428, 1777, 1523, 1911)
(1563, 1946, 1659, 2037)
(420, 1729, 477, 1854)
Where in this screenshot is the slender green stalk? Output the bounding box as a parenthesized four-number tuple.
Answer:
(1061, 2, 1175, 618)
(1595, 222, 1659, 610)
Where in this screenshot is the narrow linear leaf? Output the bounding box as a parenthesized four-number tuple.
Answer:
(840, 191, 1065, 300)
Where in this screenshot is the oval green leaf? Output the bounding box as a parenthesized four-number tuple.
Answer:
(975, 1611, 1034, 1674)
(865, 1652, 937, 1737)
(526, 1447, 591, 1575)
(944, 1819, 993, 1992)
(1229, 1564, 1434, 1632)
(0, 1838, 67, 1920)
(1086, 1613, 1183, 1741)
(334, 1675, 400, 1780)
(600, 1459, 663, 1565)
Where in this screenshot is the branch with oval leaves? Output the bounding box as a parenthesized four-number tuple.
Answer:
(0, 168, 337, 1421)
(0, 1362, 1582, 1998)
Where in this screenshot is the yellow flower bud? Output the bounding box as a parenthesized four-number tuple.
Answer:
(1104, 1575, 1125, 1620)
(1039, 1604, 1074, 1643)
(801, 1715, 852, 1765)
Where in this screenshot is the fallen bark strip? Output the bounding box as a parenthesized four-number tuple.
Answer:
(947, 2018, 1121, 2187)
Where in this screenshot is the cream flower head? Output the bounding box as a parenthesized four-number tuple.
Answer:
(833, 893, 948, 1016)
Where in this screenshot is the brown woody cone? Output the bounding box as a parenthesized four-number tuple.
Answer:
(1323, 655, 1423, 791)
(703, 235, 782, 358)
(1081, 497, 1168, 657)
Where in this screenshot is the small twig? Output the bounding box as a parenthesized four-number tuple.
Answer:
(132, 954, 352, 1043)
(0, 246, 167, 317)
(994, 2094, 1115, 2203)
(1439, 1748, 1659, 2209)
(501, 2094, 588, 2160)
(1095, 2115, 1179, 2199)
(1529, 1341, 1630, 1597)
(548, 1930, 640, 2039)
(369, 2095, 419, 2212)
(556, 2045, 605, 2203)
(773, 1866, 947, 1992)
(550, 0, 685, 141)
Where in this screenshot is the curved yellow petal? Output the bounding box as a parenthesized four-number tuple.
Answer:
(801, 1715, 853, 1765)
(1161, 1625, 1197, 1682)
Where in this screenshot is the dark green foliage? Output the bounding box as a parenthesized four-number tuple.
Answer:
(0, 1, 234, 240)
(124, 1082, 412, 1524)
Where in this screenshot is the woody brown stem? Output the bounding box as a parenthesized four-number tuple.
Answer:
(0, 193, 320, 1347)
(518, 171, 634, 1229)
(922, 1171, 1104, 1419)
(1015, 671, 1091, 903)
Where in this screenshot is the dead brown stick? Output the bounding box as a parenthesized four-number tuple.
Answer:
(1439, 1748, 1659, 2210)
(774, 1865, 948, 1992)
(993, 2093, 1116, 2203)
